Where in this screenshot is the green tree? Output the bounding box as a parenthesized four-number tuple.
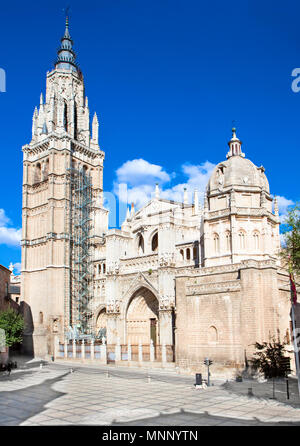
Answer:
(280, 203, 300, 276)
(0, 307, 25, 348)
(250, 339, 291, 399)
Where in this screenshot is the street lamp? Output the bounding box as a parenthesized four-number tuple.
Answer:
(204, 358, 213, 386)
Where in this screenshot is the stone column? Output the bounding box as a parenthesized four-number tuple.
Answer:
(115, 338, 121, 361)
(64, 338, 68, 359)
(81, 339, 85, 360)
(128, 342, 132, 362)
(101, 337, 107, 364)
(54, 336, 59, 360)
(159, 308, 173, 345)
(106, 306, 120, 345)
(162, 343, 167, 363)
(138, 341, 143, 362)
(150, 340, 155, 362)
(91, 338, 94, 360)
(72, 339, 76, 359)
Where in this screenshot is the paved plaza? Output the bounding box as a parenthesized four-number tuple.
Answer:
(1, 358, 300, 426)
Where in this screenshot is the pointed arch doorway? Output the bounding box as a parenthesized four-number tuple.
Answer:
(126, 287, 159, 345)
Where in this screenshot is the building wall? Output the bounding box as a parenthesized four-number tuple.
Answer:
(175, 260, 292, 375)
(0, 265, 11, 312)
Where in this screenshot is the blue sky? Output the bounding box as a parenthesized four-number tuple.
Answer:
(0, 0, 299, 271)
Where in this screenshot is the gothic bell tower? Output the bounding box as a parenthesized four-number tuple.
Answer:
(21, 17, 108, 358)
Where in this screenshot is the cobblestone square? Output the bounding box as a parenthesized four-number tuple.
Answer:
(1, 359, 300, 426)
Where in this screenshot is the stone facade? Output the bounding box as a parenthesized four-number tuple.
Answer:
(20, 18, 294, 374)
(0, 265, 11, 312)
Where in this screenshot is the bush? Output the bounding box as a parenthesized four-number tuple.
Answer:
(0, 307, 25, 348)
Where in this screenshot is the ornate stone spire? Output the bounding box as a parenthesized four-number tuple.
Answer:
(193, 189, 199, 214)
(130, 202, 135, 217)
(55, 15, 78, 72)
(227, 127, 245, 159)
(155, 183, 160, 199)
(274, 196, 279, 216)
(183, 187, 188, 205)
(92, 112, 99, 145)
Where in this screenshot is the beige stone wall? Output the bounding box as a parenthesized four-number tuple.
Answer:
(175, 261, 292, 375)
(0, 266, 11, 312)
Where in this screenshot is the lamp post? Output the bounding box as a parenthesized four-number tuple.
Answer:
(204, 358, 213, 386)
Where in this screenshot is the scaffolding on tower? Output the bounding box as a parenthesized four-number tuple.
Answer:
(67, 166, 94, 336)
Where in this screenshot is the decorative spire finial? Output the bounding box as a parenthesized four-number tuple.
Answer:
(55, 10, 78, 72)
(226, 125, 245, 159)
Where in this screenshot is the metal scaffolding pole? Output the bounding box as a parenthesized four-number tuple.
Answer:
(68, 166, 94, 335)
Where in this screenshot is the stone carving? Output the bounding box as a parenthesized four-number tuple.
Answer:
(159, 252, 175, 267)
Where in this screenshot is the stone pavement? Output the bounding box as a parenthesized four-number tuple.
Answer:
(1, 359, 300, 426)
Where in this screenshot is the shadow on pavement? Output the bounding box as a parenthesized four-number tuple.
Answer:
(0, 372, 69, 425)
(222, 377, 300, 409)
(111, 408, 300, 427)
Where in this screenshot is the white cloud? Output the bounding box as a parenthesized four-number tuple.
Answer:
(276, 195, 295, 223)
(115, 159, 172, 186)
(0, 209, 21, 247)
(0, 209, 10, 226)
(161, 162, 216, 203)
(113, 158, 216, 210)
(12, 262, 21, 274)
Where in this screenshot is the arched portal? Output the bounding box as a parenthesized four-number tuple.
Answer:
(126, 287, 159, 345)
(96, 308, 107, 338)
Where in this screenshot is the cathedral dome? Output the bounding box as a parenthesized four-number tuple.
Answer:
(207, 129, 270, 194)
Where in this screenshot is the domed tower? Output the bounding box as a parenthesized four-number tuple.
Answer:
(202, 128, 280, 266)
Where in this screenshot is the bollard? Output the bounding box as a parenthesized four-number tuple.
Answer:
(40, 362, 43, 369)
(248, 387, 253, 396)
(106, 371, 110, 379)
(147, 371, 151, 383)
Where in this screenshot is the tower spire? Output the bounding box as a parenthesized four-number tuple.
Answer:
(55, 13, 78, 72)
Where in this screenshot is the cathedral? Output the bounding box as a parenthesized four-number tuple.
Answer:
(21, 17, 293, 375)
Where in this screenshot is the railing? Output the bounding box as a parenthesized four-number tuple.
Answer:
(119, 254, 158, 274)
(56, 338, 174, 364)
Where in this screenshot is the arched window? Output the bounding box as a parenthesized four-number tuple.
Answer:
(208, 326, 218, 343)
(138, 235, 144, 255)
(180, 249, 184, 260)
(34, 163, 41, 183)
(151, 233, 158, 252)
(213, 234, 220, 254)
(43, 159, 49, 180)
(63, 101, 68, 132)
(238, 231, 246, 249)
(74, 103, 78, 140)
(102, 263, 106, 274)
(186, 248, 191, 260)
(39, 312, 43, 324)
(225, 231, 231, 251)
(253, 232, 260, 250)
